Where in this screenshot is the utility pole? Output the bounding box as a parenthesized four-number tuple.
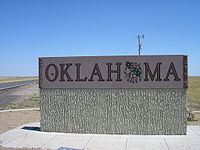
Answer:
(137, 34, 144, 55)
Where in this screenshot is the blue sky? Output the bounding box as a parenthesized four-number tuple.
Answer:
(0, 0, 199, 76)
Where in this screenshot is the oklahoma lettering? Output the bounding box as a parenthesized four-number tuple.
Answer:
(44, 62, 181, 82)
(39, 55, 187, 88)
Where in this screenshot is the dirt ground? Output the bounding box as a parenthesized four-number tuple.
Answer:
(0, 110, 40, 134)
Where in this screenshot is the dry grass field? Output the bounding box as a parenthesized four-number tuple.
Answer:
(187, 76, 200, 110)
(0, 77, 38, 84)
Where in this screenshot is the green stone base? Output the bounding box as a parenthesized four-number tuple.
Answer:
(40, 89, 187, 135)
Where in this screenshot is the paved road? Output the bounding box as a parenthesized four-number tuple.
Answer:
(0, 82, 39, 108)
(0, 80, 38, 90)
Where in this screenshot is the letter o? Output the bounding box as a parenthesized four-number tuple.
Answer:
(45, 64, 59, 82)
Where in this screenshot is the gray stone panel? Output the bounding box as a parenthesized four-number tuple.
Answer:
(40, 89, 187, 135)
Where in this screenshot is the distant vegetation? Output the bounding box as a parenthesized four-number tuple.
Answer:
(0, 77, 38, 84)
(187, 76, 200, 110)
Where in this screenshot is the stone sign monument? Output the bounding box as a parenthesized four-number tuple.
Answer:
(39, 55, 187, 135)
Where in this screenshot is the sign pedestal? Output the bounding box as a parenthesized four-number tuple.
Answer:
(39, 55, 187, 135)
(40, 88, 186, 135)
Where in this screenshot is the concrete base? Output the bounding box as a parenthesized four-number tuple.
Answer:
(0, 123, 200, 150)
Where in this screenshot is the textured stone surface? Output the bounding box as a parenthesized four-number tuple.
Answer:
(40, 89, 187, 135)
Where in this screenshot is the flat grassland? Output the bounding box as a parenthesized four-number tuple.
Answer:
(0, 76, 38, 84)
(187, 76, 200, 110)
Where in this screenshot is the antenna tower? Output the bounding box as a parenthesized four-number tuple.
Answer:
(137, 34, 144, 55)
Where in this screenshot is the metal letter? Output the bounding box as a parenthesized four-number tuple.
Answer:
(144, 62, 162, 81)
(75, 63, 87, 81)
(45, 64, 59, 82)
(164, 62, 181, 81)
(88, 63, 105, 81)
(60, 64, 73, 82)
(106, 63, 122, 81)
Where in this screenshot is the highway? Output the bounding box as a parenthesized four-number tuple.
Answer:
(0, 80, 38, 90)
(0, 80, 39, 108)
